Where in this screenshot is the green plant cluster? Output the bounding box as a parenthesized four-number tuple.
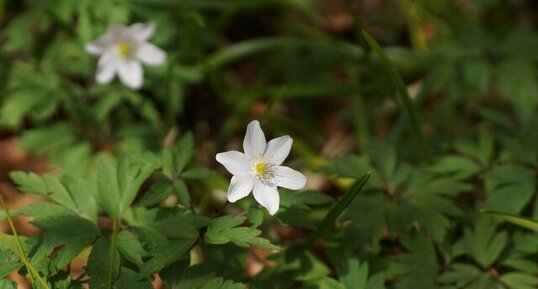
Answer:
(0, 0, 537, 289)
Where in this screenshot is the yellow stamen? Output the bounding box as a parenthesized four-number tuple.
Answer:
(117, 42, 133, 57)
(255, 163, 267, 174)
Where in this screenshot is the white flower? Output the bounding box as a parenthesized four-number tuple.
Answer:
(216, 120, 307, 215)
(85, 22, 166, 90)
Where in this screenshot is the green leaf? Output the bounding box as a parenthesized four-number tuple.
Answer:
(0, 202, 73, 221)
(337, 258, 368, 289)
(0, 280, 16, 289)
(456, 215, 507, 268)
(0, 249, 22, 279)
(387, 234, 438, 289)
(162, 132, 194, 178)
(10, 172, 98, 222)
(247, 206, 264, 228)
(307, 173, 370, 246)
(429, 156, 482, 179)
(205, 216, 278, 250)
(500, 272, 538, 289)
(181, 167, 213, 179)
(117, 231, 146, 267)
(179, 276, 247, 289)
(116, 267, 153, 289)
(139, 180, 173, 207)
(482, 210, 538, 232)
(31, 214, 100, 246)
(50, 241, 91, 272)
(96, 154, 158, 219)
(173, 179, 191, 208)
(138, 238, 196, 278)
(87, 237, 120, 289)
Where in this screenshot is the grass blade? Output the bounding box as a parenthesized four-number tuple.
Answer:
(306, 172, 370, 247)
(362, 30, 430, 162)
(482, 209, 538, 232)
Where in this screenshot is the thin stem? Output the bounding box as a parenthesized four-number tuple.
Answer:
(397, 0, 428, 50)
(0, 193, 50, 289)
(362, 30, 431, 162)
(106, 219, 119, 289)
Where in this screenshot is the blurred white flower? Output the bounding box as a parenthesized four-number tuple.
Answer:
(86, 22, 166, 90)
(216, 120, 306, 215)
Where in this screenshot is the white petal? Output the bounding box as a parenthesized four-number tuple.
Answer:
(273, 166, 306, 190)
(216, 151, 252, 175)
(86, 26, 125, 55)
(227, 174, 255, 202)
(264, 136, 292, 165)
(96, 62, 115, 84)
(117, 60, 143, 89)
(85, 40, 108, 55)
(127, 22, 156, 41)
(243, 120, 266, 159)
(135, 43, 166, 65)
(253, 179, 279, 215)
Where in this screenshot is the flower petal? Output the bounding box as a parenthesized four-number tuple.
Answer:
(85, 40, 108, 55)
(227, 174, 255, 202)
(96, 62, 115, 84)
(253, 179, 279, 215)
(95, 52, 116, 84)
(117, 60, 143, 89)
(216, 151, 252, 175)
(243, 120, 266, 159)
(273, 166, 306, 190)
(264, 135, 292, 165)
(86, 25, 127, 55)
(135, 43, 166, 65)
(127, 22, 156, 41)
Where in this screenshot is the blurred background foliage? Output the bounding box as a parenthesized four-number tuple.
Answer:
(0, 0, 537, 288)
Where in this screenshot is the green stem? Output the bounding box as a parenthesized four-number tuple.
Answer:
(0, 194, 50, 289)
(106, 219, 119, 289)
(397, 0, 428, 50)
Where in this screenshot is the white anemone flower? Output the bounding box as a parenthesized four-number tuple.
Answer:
(216, 120, 307, 215)
(85, 22, 166, 90)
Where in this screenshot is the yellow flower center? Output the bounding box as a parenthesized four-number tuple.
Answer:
(255, 163, 267, 174)
(117, 42, 133, 57)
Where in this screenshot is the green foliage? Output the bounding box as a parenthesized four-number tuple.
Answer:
(0, 0, 537, 288)
(205, 216, 278, 250)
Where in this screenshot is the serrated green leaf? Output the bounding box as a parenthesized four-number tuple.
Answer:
(205, 216, 278, 250)
(96, 154, 158, 219)
(31, 215, 100, 245)
(87, 237, 120, 289)
(139, 180, 173, 207)
(457, 215, 507, 268)
(138, 238, 196, 278)
(116, 267, 153, 289)
(117, 231, 146, 267)
(0, 249, 22, 279)
(338, 258, 368, 289)
(247, 206, 264, 228)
